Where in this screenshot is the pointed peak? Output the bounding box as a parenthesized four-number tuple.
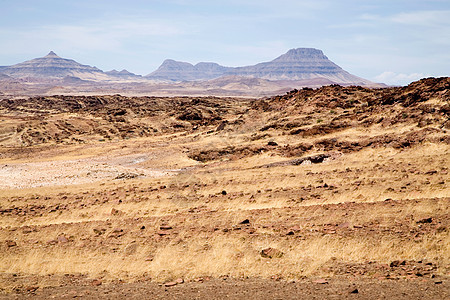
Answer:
(45, 51, 59, 57)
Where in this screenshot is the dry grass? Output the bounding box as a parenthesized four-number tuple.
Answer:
(2, 230, 448, 283)
(0, 88, 449, 291)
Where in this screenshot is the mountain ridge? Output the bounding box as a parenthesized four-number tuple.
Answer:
(0, 48, 388, 96)
(146, 59, 232, 81)
(0, 51, 106, 79)
(146, 48, 371, 84)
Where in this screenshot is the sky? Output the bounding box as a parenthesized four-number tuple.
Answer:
(0, 0, 449, 85)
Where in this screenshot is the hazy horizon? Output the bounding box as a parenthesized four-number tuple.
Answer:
(1, 0, 449, 85)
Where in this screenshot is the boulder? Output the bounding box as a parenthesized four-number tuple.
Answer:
(261, 247, 283, 258)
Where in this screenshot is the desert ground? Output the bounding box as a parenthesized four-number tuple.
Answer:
(0, 78, 449, 298)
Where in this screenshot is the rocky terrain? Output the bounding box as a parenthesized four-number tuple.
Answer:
(0, 77, 448, 298)
(0, 48, 383, 97)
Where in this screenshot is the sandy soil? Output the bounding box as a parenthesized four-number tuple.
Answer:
(0, 153, 171, 189)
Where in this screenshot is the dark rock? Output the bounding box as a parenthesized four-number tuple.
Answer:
(115, 172, 139, 180)
(261, 247, 284, 258)
(6, 240, 17, 247)
(177, 109, 203, 121)
(109, 228, 125, 238)
(390, 260, 406, 268)
(261, 153, 329, 168)
(157, 230, 171, 236)
(239, 219, 250, 225)
(93, 228, 106, 235)
(26, 286, 38, 293)
(349, 288, 359, 294)
(417, 217, 432, 224)
(216, 121, 227, 131)
(111, 208, 123, 216)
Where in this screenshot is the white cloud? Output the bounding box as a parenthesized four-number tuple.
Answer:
(374, 71, 428, 86)
(391, 10, 450, 27)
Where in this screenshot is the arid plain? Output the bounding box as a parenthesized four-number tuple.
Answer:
(0, 78, 449, 298)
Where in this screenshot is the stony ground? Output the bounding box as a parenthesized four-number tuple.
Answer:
(2, 277, 448, 300)
(0, 78, 449, 298)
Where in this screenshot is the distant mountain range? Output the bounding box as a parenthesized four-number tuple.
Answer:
(146, 48, 370, 85)
(0, 48, 385, 96)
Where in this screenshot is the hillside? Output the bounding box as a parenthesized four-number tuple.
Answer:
(0, 78, 448, 298)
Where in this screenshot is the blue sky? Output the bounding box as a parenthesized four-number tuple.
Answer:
(0, 0, 449, 85)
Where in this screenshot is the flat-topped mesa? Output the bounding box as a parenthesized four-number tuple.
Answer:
(272, 48, 329, 62)
(146, 59, 232, 81)
(228, 47, 353, 81)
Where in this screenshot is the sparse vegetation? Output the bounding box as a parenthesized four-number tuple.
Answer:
(0, 78, 449, 297)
